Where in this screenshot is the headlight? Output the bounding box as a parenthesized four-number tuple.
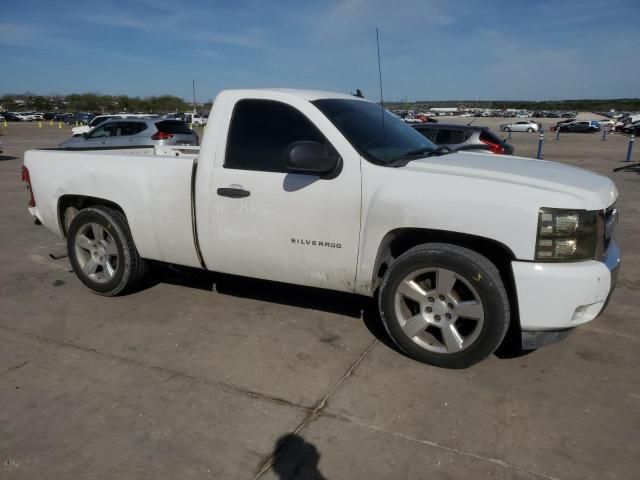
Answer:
(535, 208, 599, 261)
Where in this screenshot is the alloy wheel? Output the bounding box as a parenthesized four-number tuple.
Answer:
(74, 223, 119, 283)
(394, 267, 485, 354)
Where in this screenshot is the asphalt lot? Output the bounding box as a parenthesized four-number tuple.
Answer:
(1, 121, 638, 480)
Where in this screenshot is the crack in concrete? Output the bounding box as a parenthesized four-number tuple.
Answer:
(1, 323, 567, 480)
(0, 324, 313, 413)
(6, 361, 29, 372)
(251, 339, 378, 480)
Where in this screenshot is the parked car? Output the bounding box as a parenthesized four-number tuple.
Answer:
(412, 123, 514, 155)
(54, 113, 74, 123)
(558, 121, 600, 133)
(549, 119, 576, 132)
(70, 114, 157, 136)
(71, 115, 123, 136)
(11, 112, 31, 122)
(500, 121, 540, 133)
(72, 112, 95, 125)
(165, 113, 187, 121)
(621, 121, 640, 135)
(596, 119, 615, 128)
(59, 118, 198, 149)
(185, 112, 208, 127)
(23, 88, 620, 369)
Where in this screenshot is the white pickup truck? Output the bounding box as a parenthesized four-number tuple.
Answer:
(185, 112, 208, 127)
(22, 88, 621, 368)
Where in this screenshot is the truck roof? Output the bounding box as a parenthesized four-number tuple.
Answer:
(224, 88, 368, 102)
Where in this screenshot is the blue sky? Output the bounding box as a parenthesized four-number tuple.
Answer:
(1, 0, 638, 101)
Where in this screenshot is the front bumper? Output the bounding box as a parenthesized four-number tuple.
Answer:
(512, 240, 620, 332)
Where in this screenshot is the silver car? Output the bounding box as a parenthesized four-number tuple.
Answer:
(500, 121, 540, 133)
(412, 124, 515, 155)
(59, 118, 199, 149)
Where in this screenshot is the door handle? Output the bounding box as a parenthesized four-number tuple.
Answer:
(217, 187, 250, 198)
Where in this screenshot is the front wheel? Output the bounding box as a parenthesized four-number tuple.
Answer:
(67, 206, 147, 296)
(379, 243, 510, 368)
(527, 127, 534, 133)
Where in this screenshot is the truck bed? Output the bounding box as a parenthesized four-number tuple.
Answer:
(24, 147, 202, 268)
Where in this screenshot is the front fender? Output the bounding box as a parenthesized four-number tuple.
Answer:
(354, 163, 582, 295)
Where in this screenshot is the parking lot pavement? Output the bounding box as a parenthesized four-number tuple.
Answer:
(1, 123, 639, 479)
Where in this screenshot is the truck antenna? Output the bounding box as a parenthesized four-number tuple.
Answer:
(376, 27, 387, 162)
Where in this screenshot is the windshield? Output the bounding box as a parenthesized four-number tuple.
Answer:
(313, 99, 436, 165)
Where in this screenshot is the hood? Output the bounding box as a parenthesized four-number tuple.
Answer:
(59, 136, 88, 147)
(71, 125, 91, 135)
(401, 151, 617, 210)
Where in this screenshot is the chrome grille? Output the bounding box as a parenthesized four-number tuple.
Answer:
(603, 205, 618, 251)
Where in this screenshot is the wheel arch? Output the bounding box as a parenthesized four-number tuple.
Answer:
(371, 227, 520, 331)
(57, 195, 127, 239)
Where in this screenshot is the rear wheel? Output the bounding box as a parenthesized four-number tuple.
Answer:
(379, 243, 510, 368)
(67, 206, 146, 296)
(527, 127, 533, 133)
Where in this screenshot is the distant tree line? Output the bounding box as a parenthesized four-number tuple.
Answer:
(2, 92, 638, 113)
(387, 98, 640, 112)
(0, 93, 209, 113)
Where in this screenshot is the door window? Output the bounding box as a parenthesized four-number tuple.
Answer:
(87, 123, 118, 138)
(225, 99, 330, 173)
(116, 121, 147, 136)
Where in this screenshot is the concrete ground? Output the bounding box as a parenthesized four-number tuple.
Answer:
(1, 121, 638, 480)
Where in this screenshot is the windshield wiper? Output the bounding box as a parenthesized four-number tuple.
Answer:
(388, 145, 453, 167)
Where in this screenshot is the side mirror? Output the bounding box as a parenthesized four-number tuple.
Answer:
(283, 141, 339, 175)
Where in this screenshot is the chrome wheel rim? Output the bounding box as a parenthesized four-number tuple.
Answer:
(74, 223, 119, 284)
(394, 267, 484, 354)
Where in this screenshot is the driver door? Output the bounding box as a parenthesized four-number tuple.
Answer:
(203, 96, 362, 292)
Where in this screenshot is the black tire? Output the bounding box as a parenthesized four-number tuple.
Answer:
(67, 206, 146, 296)
(527, 127, 533, 133)
(379, 243, 510, 368)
